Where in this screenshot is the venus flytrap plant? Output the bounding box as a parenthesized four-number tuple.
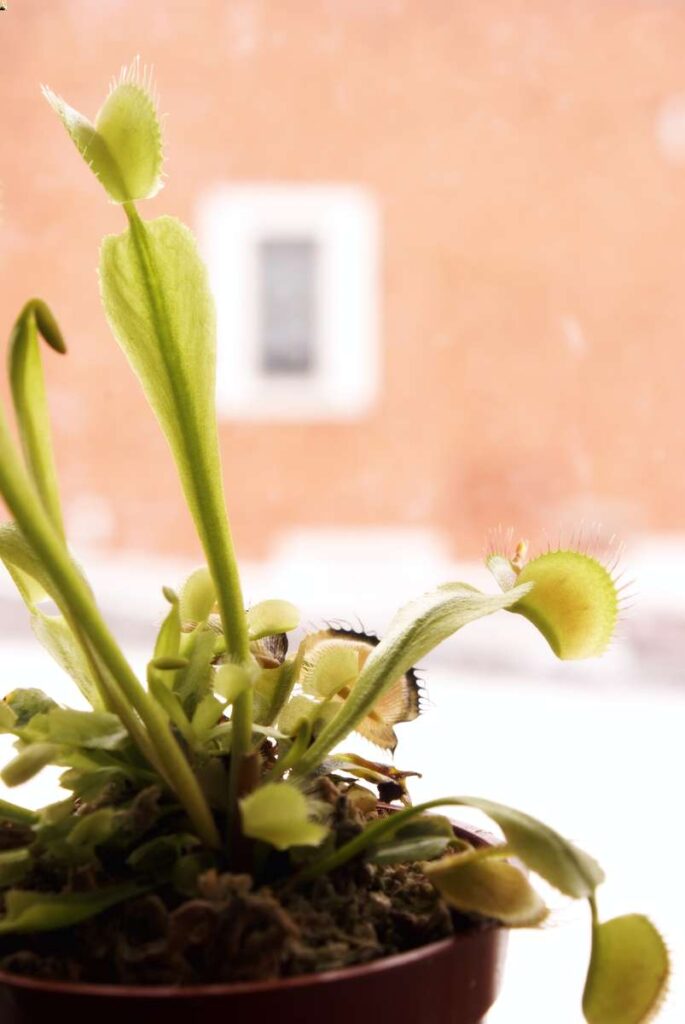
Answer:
(45, 62, 255, 822)
(0, 62, 668, 1023)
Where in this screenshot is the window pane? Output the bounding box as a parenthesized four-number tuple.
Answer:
(258, 238, 318, 376)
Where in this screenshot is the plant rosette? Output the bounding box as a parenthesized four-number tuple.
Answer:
(0, 62, 669, 1024)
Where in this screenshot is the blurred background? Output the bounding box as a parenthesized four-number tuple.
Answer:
(1, 2, 684, 1021)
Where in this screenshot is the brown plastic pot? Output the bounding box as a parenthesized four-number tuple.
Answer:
(0, 824, 508, 1024)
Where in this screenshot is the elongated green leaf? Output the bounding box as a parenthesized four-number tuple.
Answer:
(425, 849, 548, 927)
(370, 836, 452, 865)
(456, 796, 604, 899)
(32, 612, 105, 709)
(583, 913, 669, 1024)
(100, 211, 248, 666)
(365, 813, 456, 863)
(8, 300, 66, 535)
(0, 884, 143, 934)
(0, 522, 58, 607)
(299, 796, 604, 901)
(2, 562, 44, 611)
(46, 708, 127, 750)
(191, 694, 224, 737)
(43, 62, 163, 204)
(0, 526, 105, 708)
(0, 397, 219, 847)
(174, 629, 216, 711)
(0, 798, 37, 827)
(100, 216, 215, 468)
(246, 599, 300, 641)
(240, 782, 328, 851)
(294, 583, 531, 776)
(149, 676, 194, 744)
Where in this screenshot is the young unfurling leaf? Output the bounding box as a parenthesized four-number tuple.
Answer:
(8, 299, 66, 535)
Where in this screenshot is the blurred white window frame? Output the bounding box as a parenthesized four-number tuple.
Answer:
(198, 185, 380, 421)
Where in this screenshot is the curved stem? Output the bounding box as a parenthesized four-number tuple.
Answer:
(298, 797, 480, 881)
(0, 409, 219, 848)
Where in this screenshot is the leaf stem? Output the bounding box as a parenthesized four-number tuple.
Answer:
(122, 204, 254, 838)
(227, 686, 254, 837)
(122, 205, 250, 663)
(0, 798, 39, 827)
(8, 301, 66, 540)
(298, 798, 475, 881)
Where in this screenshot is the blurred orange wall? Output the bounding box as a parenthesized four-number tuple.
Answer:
(1, 0, 684, 560)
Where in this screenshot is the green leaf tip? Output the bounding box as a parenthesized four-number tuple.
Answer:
(0, 884, 144, 935)
(11, 300, 66, 355)
(583, 913, 670, 1024)
(488, 544, 620, 660)
(425, 849, 548, 927)
(43, 57, 163, 204)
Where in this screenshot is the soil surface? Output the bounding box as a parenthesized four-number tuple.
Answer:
(0, 780, 488, 986)
(0, 860, 483, 986)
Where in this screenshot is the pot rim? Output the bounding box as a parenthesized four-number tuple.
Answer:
(0, 820, 501, 999)
(0, 932, 485, 1000)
